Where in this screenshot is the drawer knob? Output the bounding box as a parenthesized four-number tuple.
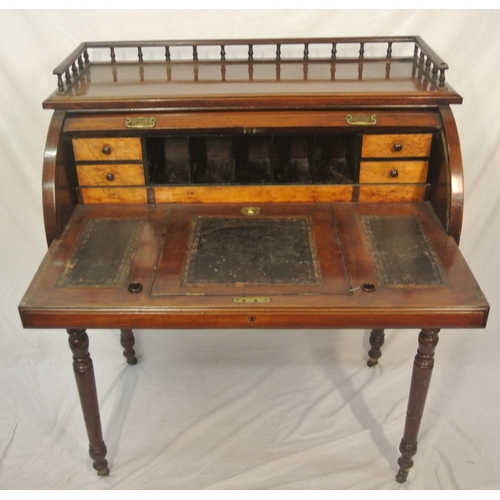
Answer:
(102, 145, 112, 155)
(106, 173, 115, 181)
(393, 143, 403, 152)
(390, 169, 399, 178)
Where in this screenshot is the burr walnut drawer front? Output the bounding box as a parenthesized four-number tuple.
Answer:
(362, 134, 432, 158)
(359, 161, 429, 183)
(76, 164, 145, 187)
(72, 137, 143, 161)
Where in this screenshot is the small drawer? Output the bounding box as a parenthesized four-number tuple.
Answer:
(79, 187, 148, 204)
(77, 164, 145, 186)
(73, 137, 142, 161)
(362, 134, 432, 158)
(358, 185, 427, 202)
(359, 161, 428, 183)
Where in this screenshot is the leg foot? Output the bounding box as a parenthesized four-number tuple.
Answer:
(396, 468, 409, 484)
(67, 329, 109, 476)
(395, 328, 439, 483)
(396, 438, 417, 483)
(367, 328, 385, 367)
(120, 328, 138, 365)
(97, 466, 110, 477)
(90, 441, 109, 476)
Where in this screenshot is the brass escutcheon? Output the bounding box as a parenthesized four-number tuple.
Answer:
(241, 206, 261, 216)
(125, 117, 156, 129)
(346, 113, 377, 125)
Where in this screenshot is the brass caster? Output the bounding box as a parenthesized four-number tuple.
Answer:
(396, 468, 408, 483)
(97, 467, 110, 477)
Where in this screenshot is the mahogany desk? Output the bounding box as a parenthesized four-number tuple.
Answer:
(19, 37, 489, 483)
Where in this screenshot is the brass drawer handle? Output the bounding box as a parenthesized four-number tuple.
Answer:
(106, 173, 115, 181)
(125, 117, 156, 129)
(390, 169, 399, 178)
(346, 113, 377, 125)
(102, 145, 112, 155)
(393, 142, 403, 152)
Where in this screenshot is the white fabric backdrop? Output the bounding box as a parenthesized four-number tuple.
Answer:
(1, 10, 499, 490)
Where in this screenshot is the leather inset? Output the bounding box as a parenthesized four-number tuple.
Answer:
(182, 216, 321, 286)
(361, 215, 447, 286)
(57, 218, 144, 287)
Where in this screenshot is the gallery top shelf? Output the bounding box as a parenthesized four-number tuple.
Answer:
(43, 36, 462, 110)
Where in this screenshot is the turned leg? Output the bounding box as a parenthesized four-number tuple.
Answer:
(67, 329, 109, 476)
(396, 328, 440, 483)
(367, 328, 385, 367)
(120, 328, 138, 365)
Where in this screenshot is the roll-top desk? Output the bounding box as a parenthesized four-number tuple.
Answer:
(19, 37, 489, 483)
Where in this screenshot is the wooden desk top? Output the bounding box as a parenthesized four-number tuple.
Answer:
(19, 201, 488, 330)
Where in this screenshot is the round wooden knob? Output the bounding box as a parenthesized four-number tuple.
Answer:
(390, 169, 399, 178)
(106, 173, 115, 181)
(393, 142, 403, 152)
(102, 144, 112, 155)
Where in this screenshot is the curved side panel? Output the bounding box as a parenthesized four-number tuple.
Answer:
(42, 110, 77, 246)
(429, 106, 464, 245)
(440, 105, 464, 244)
